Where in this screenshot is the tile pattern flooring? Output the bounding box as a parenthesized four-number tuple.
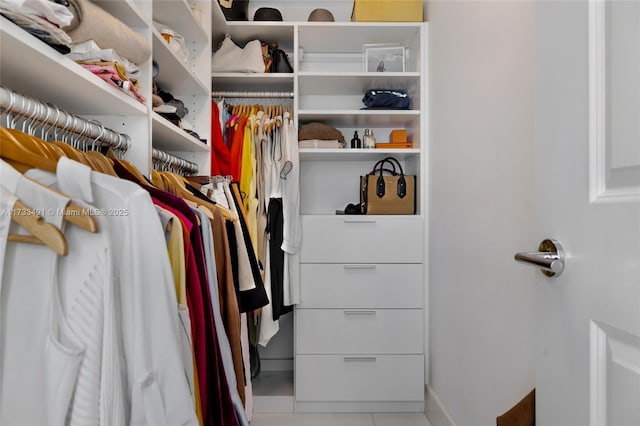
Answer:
(250, 413, 432, 426)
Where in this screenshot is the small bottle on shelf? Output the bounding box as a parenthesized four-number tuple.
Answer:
(351, 131, 361, 149)
(363, 128, 376, 149)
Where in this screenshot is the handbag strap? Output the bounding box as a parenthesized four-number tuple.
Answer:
(370, 158, 398, 176)
(381, 156, 405, 176)
(374, 157, 407, 199)
(367, 167, 396, 176)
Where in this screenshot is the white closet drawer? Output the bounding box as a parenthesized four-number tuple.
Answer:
(296, 354, 424, 402)
(300, 215, 423, 263)
(299, 263, 423, 308)
(296, 309, 423, 354)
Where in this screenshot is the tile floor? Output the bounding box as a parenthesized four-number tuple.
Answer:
(250, 413, 432, 426)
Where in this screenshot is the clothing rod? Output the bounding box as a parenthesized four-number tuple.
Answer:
(151, 148, 199, 175)
(0, 86, 131, 152)
(211, 91, 294, 99)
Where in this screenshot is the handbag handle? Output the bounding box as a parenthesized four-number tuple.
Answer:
(374, 157, 407, 199)
(381, 157, 405, 176)
(369, 158, 396, 175)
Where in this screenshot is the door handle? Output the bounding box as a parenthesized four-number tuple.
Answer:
(514, 239, 565, 277)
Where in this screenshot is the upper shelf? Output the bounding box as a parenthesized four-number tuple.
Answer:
(212, 73, 294, 92)
(298, 23, 422, 53)
(0, 17, 147, 116)
(153, 30, 208, 96)
(299, 148, 420, 161)
(153, 0, 208, 44)
(298, 110, 420, 127)
(214, 22, 295, 47)
(298, 72, 420, 95)
(92, 0, 150, 27)
(152, 112, 210, 152)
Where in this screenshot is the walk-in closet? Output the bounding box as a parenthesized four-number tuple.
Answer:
(0, 0, 429, 424)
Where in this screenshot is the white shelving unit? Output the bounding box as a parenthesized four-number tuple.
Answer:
(0, 0, 212, 175)
(151, 0, 212, 173)
(0, 16, 147, 117)
(211, 9, 427, 414)
(152, 112, 210, 152)
(92, 0, 150, 28)
(299, 148, 421, 161)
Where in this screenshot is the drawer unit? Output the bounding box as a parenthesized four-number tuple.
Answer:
(300, 215, 423, 263)
(296, 309, 423, 354)
(296, 355, 424, 402)
(299, 263, 423, 308)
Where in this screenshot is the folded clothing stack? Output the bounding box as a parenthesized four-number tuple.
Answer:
(298, 140, 343, 149)
(66, 40, 145, 103)
(153, 85, 202, 142)
(0, 0, 73, 53)
(298, 122, 345, 148)
(362, 89, 410, 110)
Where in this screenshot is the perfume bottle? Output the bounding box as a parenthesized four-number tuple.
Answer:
(351, 131, 361, 149)
(363, 129, 376, 149)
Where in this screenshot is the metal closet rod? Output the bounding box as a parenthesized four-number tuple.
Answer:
(151, 148, 199, 175)
(211, 91, 294, 99)
(0, 86, 131, 152)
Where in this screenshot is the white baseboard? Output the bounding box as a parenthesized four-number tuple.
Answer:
(253, 395, 295, 413)
(425, 385, 456, 426)
(297, 401, 425, 413)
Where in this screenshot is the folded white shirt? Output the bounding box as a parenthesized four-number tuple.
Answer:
(1, 0, 73, 26)
(298, 139, 344, 149)
(66, 40, 141, 77)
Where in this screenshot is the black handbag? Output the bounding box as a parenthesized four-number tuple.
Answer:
(360, 157, 416, 215)
(271, 48, 293, 73)
(218, 0, 249, 21)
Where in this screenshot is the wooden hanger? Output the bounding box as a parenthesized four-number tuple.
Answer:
(158, 171, 216, 221)
(151, 169, 167, 191)
(20, 173, 99, 234)
(85, 150, 118, 177)
(51, 140, 85, 163)
(1, 128, 99, 233)
(6, 127, 54, 159)
(8, 198, 68, 255)
(117, 159, 150, 185)
(0, 127, 58, 173)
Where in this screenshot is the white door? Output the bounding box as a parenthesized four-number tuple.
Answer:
(532, 0, 640, 424)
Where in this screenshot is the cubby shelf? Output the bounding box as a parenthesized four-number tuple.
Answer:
(0, 16, 147, 116)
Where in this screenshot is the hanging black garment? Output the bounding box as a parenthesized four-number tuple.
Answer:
(228, 183, 269, 313)
(267, 198, 293, 321)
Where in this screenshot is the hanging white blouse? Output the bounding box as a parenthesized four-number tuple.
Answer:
(26, 158, 198, 426)
(258, 118, 285, 346)
(280, 113, 302, 306)
(0, 184, 83, 426)
(0, 158, 124, 426)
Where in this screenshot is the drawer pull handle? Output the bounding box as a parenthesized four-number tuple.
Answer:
(343, 264, 377, 270)
(343, 219, 377, 224)
(344, 310, 377, 315)
(344, 357, 377, 362)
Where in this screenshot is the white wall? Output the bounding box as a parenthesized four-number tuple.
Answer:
(427, 1, 537, 425)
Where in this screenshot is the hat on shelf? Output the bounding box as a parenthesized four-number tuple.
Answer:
(307, 8, 335, 22)
(253, 7, 283, 21)
(218, 0, 249, 21)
